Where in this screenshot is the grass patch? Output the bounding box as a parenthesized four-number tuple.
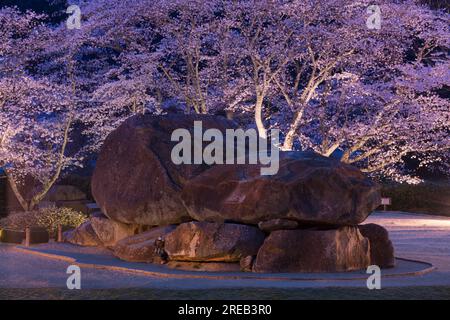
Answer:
(1, 287, 450, 300)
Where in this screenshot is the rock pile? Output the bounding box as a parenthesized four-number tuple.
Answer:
(65, 114, 395, 273)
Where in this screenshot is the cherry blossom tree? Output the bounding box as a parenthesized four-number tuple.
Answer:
(0, 7, 79, 210)
(289, 1, 450, 181)
(217, 0, 449, 181)
(1, 0, 448, 195)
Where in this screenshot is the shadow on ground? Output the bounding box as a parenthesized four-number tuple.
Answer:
(1, 287, 450, 300)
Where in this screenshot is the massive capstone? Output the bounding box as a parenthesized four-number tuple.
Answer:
(91, 114, 237, 226)
(182, 151, 381, 226)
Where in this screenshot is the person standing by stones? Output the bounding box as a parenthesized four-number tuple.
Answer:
(154, 236, 168, 264)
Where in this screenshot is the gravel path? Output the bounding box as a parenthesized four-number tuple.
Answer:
(1, 211, 450, 290)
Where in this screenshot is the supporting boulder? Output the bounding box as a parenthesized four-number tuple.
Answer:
(253, 226, 370, 273)
(359, 223, 395, 268)
(63, 221, 102, 247)
(113, 225, 176, 263)
(164, 221, 265, 262)
(90, 215, 139, 247)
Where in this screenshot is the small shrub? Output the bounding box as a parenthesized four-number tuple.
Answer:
(0, 211, 39, 230)
(0, 206, 87, 237)
(381, 182, 450, 217)
(36, 206, 87, 237)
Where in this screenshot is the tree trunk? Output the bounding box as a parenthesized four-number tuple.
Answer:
(255, 94, 267, 139)
(282, 106, 304, 150)
(5, 172, 30, 211)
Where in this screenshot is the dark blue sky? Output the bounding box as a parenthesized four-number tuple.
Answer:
(0, 0, 68, 23)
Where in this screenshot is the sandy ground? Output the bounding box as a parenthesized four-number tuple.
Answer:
(1, 211, 450, 290)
